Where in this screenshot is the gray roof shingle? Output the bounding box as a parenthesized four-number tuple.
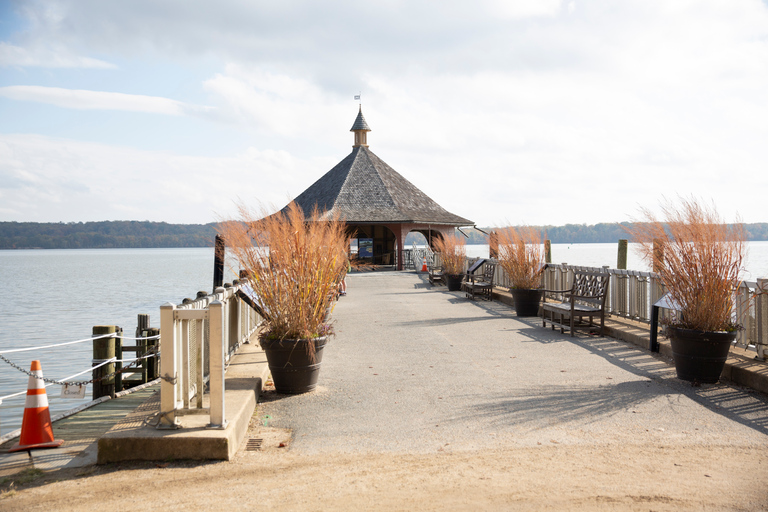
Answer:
(286, 146, 473, 226)
(350, 108, 371, 131)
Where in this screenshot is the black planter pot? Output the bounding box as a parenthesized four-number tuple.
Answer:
(445, 274, 464, 291)
(261, 336, 328, 394)
(510, 288, 543, 317)
(666, 326, 736, 383)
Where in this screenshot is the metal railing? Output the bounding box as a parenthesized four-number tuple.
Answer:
(158, 283, 261, 429)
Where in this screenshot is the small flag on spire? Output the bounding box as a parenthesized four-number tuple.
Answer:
(354, 94, 361, 100)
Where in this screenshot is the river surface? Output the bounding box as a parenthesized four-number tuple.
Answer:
(1, 243, 768, 436)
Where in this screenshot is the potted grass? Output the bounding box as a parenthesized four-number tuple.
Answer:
(434, 234, 466, 291)
(630, 198, 746, 383)
(219, 202, 349, 394)
(496, 226, 546, 316)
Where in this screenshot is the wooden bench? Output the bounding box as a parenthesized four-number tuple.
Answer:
(428, 264, 443, 285)
(541, 270, 610, 336)
(463, 260, 496, 301)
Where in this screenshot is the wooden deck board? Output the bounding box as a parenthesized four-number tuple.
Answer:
(51, 386, 159, 442)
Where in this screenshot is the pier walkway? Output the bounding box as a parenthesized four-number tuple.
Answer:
(2, 270, 768, 510)
(259, 271, 768, 454)
(0, 384, 159, 476)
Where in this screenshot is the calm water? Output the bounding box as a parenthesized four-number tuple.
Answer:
(2, 242, 767, 436)
(0, 248, 225, 436)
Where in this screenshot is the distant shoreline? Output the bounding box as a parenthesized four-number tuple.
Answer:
(2, 220, 768, 249)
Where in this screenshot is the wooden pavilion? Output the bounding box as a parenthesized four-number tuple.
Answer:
(283, 107, 473, 270)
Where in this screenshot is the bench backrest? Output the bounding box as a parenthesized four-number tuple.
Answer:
(481, 261, 496, 282)
(571, 271, 610, 307)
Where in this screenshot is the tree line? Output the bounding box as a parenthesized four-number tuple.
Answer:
(0, 221, 218, 249)
(404, 222, 768, 245)
(3, 220, 768, 250)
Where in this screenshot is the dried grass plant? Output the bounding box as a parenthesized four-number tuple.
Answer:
(629, 198, 746, 332)
(218, 201, 349, 342)
(433, 234, 466, 275)
(495, 226, 546, 289)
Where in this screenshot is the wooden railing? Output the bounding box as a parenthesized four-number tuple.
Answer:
(451, 257, 767, 361)
(158, 282, 261, 429)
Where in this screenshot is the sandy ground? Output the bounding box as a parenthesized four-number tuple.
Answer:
(1, 425, 767, 511)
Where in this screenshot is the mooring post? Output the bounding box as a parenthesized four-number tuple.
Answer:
(146, 327, 160, 381)
(617, 239, 628, 270)
(92, 325, 117, 400)
(137, 314, 150, 383)
(213, 234, 225, 292)
(489, 231, 498, 259)
(652, 239, 663, 273)
(115, 327, 123, 393)
(545, 239, 552, 264)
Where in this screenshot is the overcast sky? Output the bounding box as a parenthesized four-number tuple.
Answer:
(1, 0, 767, 227)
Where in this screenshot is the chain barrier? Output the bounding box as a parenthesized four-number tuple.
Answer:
(0, 347, 158, 387)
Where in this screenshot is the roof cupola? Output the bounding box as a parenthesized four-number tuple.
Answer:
(350, 106, 371, 147)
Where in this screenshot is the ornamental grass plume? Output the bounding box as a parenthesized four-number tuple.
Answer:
(495, 226, 546, 289)
(218, 201, 350, 342)
(629, 197, 746, 332)
(433, 234, 466, 275)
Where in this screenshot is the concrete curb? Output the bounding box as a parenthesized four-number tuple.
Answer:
(97, 342, 270, 463)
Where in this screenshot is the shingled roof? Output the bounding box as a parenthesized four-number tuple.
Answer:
(288, 145, 472, 226)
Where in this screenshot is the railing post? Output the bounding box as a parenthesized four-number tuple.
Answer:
(208, 299, 228, 429)
(92, 325, 117, 400)
(735, 282, 751, 349)
(158, 302, 179, 429)
(757, 279, 768, 361)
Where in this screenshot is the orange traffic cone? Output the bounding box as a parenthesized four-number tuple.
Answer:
(421, 257, 428, 272)
(9, 360, 63, 452)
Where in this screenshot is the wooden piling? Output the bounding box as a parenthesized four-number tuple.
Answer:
(115, 328, 123, 392)
(92, 325, 117, 400)
(545, 240, 552, 264)
(213, 234, 225, 292)
(617, 239, 628, 270)
(652, 239, 664, 273)
(146, 327, 160, 381)
(136, 314, 150, 384)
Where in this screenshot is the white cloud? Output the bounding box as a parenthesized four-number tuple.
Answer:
(0, 42, 116, 69)
(0, 85, 214, 116)
(202, 65, 350, 140)
(0, 134, 332, 223)
(3, 1, 768, 226)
